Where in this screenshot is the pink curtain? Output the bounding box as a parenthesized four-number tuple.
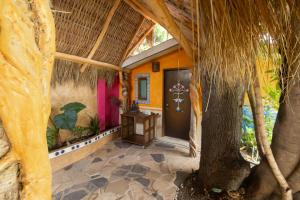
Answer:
(97, 76, 119, 131)
(97, 79, 106, 131)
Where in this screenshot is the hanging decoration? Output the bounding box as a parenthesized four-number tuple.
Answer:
(168, 1, 189, 113)
(169, 82, 189, 112)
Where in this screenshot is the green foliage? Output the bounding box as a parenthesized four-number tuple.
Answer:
(88, 115, 100, 135)
(133, 24, 173, 55)
(53, 102, 86, 131)
(241, 105, 277, 160)
(61, 102, 86, 113)
(46, 102, 86, 150)
(241, 114, 256, 152)
(72, 126, 89, 137)
(153, 24, 172, 45)
(46, 126, 59, 150)
(53, 110, 77, 130)
(263, 69, 281, 110)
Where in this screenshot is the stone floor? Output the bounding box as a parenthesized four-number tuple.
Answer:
(52, 137, 199, 200)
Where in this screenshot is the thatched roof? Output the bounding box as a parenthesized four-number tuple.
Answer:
(50, 0, 298, 90)
(52, 0, 154, 66)
(50, 0, 154, 87)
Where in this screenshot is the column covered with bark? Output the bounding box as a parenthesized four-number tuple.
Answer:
(0, 1, 55, 199)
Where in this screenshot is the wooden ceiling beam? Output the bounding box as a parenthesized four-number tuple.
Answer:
(80, 0, 121, 72)
(126, 0, 193, 58)
(56, 52, 121, 71)
(124, 0, 157, 23)
(122, 25, 155, 62)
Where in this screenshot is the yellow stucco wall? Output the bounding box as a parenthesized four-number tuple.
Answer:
(129, 48, 277, 109)
(129, 49, 192, 109)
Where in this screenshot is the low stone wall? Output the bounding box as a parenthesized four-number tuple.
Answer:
(50, 129, 120, 172)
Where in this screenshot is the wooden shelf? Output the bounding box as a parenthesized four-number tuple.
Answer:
(121, 112, 157, 147)
(122, 135, 147, 147)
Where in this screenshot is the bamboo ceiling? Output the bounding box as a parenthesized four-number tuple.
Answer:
(50, 0, 154, 87)
(49, 0, 197, 88)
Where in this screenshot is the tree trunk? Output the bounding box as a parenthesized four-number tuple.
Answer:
(198, 78, 250, 191)
(247, 66, 292, 200)
(0, 1, 55, 199)
(247, 87, 265, 157)
(245, 2, 300, 199)
(0, 122, 19, 200)
(246, 80, 300, 199)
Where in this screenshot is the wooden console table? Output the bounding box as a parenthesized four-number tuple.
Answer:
(121, 112, 156, 147)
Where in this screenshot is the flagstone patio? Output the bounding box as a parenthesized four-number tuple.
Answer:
(52, 137, 199, 200)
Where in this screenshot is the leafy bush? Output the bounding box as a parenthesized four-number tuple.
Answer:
(88, 115, 100, 135)
(46, 126, 59, 150)
(53, 102, 86, 131)
(46, 102, 86, 150)
(241, 105, 277, 160)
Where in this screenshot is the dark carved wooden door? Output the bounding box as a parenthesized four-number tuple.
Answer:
(164, 69, 191, 140)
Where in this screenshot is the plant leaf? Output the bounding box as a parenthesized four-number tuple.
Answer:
(53, 110, 77, 130)
(60, 102, 86, 113)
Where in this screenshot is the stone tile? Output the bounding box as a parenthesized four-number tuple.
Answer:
(127, 173, 142, 179)
(64, 164, 73, 171)
(119, 154, 125, 159)
(105, 178, 129, 195)
(135, 177, 150, 187)
(66, 181, 97, 193)
(95, 192, 118, 200)
(151, 154, 165, 163)
(120, 165, 133, 171)
(132, 164, 149, 175)
(92, 157, 102, 163)
(53, 138, 198, 200)
(152, 179, 172, 192)
(158, 174, 175, 185)
(106, 148, 112, 153)
(129, 182, 154, 200)
(163, 186, 177, 200)
(152, 192, 164, 200)
(145, 170, 161, 180)
(53, 191, 63, 200)
(62, 190, 87, 200)
(159, 163, 170, 174)
(114, 141, 132, 148)
(90, 177, 108, 188)
(112, 169, 128, 177)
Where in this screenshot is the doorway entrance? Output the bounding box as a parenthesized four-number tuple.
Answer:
(163, 69, 191, 140)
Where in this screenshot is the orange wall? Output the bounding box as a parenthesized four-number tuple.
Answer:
(130, 49, 192, 108)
